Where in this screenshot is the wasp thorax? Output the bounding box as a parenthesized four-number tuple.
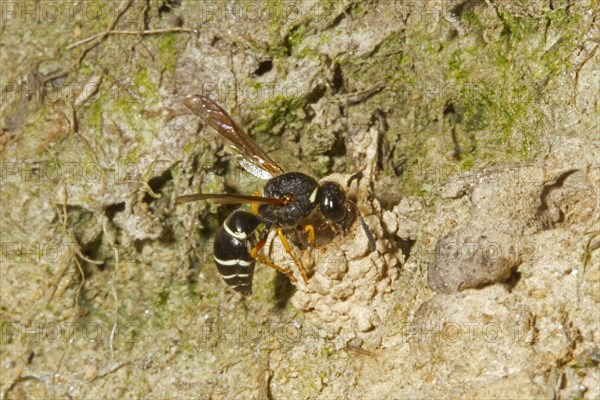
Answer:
(317, 181, 347, 223)
(259, 172, 319, 226)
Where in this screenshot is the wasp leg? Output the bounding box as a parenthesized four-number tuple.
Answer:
(250, 234, 297, 283)
(256, 254, 297, 284)
(276, 228, 308, 284)
(302, 224, 316, 248)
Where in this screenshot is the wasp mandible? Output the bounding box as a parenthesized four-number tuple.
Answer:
(177, 95, 376, 295)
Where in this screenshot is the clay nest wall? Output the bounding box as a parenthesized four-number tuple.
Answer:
(1, 1, 598, 399)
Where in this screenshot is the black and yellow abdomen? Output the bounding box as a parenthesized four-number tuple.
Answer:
(213, 210, 261, 295)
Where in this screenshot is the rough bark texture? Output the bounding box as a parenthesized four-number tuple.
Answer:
(1, 1, 598, 399)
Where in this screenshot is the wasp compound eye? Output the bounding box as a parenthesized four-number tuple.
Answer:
(317, 181, 347, 223)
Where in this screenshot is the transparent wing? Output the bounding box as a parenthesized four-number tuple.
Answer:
(184, 94, 284, 179)
(238, 158, 274, 180)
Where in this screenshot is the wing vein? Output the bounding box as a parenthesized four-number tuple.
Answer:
(184, 95, 284, 178)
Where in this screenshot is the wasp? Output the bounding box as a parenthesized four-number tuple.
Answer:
(176, 95, 376, 295)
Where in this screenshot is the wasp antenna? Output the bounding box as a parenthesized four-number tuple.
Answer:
(355, 207, 377, 253)
(346, 170, 365, 188)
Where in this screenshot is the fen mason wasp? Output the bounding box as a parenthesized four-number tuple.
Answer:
(176, 95, 376, 295)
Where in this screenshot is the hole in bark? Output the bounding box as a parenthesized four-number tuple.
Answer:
(332, 63, 344, 93)
(254, 60, 273, 76)
(105, 202, 125, 220)
(158, 0, 182, 16)
(272, 272, 296, 310)
(143, 170, 173, 204)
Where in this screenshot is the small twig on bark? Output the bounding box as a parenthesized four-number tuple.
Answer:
(67, 27, 195, 50)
